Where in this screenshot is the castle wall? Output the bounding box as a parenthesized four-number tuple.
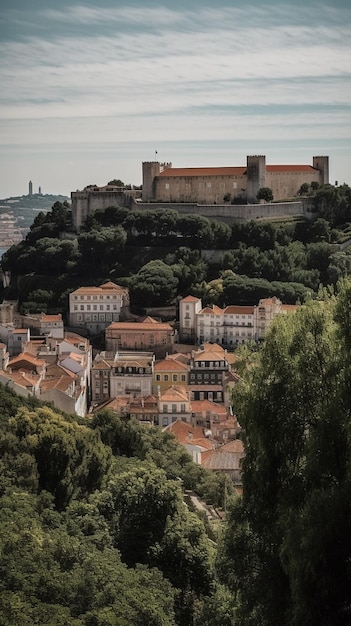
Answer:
(154, 173, 247, 204)
(267, 170, 322, 200)
(71, 189, 137, 232)
(133, 200, 306, 225)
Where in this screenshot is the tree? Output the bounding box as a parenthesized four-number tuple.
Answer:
(218, 286, 351, 625)
(298, 183, 310, 195)
(129, 260, 178, 307)
(257, 187, 273, 202)
(107, 178, 124, 186)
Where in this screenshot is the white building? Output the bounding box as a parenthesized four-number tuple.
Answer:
(179, 295, 297, 346)
(69, 281, 129, 334)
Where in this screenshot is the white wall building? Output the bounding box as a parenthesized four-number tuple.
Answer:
(179, 296, 297, 346)
(69, 281, 129, 334)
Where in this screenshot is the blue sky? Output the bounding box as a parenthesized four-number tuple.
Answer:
(1, 0, 350, 198)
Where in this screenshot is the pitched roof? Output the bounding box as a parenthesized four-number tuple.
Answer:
(224, 305, 255, 315)
(199, 305, 223, 315)
(9, 352, 46, 368)
(159, 385, 189, 402)
(71, 282, 127, 295)
(181, 295, 202, 303)
(106, 321, 173, 331)
(164, 420, 214, 451)
(40, 313, 62, 322)
(191, 400, 228, 417)
(154, 359, 189, 372)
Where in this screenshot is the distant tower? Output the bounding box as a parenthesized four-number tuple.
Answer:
(313, 156, 329, 185)
(38, 186, 41, 195)
(28, 180, 33, 196)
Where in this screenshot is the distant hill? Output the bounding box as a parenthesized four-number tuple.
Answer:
(0, 194, 70, 249)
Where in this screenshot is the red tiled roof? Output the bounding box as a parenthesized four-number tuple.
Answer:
(224, 305, 254, 315)
(158, 166, 247, 178)
(266, 164, 316, 173)
(160, 385, 189, 401)
(164, 420, 214, 450)
(106, 321, 173, 330)
(154, 359, 188, 372)
(199, 305, 223, 315)
(181, 295, 201, 303)
(41, 314, 62, 322)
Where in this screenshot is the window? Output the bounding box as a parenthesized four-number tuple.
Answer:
(163, 404, 168, 413)
(181, 374, 186, 382)
(165, 183, 169, 189)
(172, 404, 177, 413)
(164, 374, 169, 382)
(172, 374, 178, 382)
(206, 182, 211, 188)
(156, 374, 161, 381)
(181, 403, 186, 412)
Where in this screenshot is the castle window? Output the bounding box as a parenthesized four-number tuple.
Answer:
(207, 182, 211, 188)
(165, 183, 169, 189)
(233, 182, 237, 189)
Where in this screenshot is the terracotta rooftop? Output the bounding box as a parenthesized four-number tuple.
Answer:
(266, 164, 316, 172)
(199, 305, 223, 316)
(9, 352, 46, 368)
(164, 420, 215, 451)
(40, 314, 62, 322)
(154, 359, 189, 372)
(224, 305, 255, 315)
(71, 282, 127, 295)
(181, 295, 201, 303)
(191, 399, 228, 417)
(106, 321, 173, 330)
(159, 385, 189, 402)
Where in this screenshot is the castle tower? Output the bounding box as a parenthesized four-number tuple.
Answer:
(313, 156, 329, 185)
(142, 161, 162, 201)
(28, 180, 33, 196)
(246, 155, 266, 203)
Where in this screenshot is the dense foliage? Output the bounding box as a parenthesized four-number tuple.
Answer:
(0, 387, 236, 625)
(217, 280, 351, 625)
(1, 184, 351, 315)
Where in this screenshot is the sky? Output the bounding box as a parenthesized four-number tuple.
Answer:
(0, 0, 350, 198)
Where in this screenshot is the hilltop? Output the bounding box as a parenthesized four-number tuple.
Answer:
(0, 193, 70, 248)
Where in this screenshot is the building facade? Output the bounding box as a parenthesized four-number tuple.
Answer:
(179, 295, 297, 345)
(105, 317, 174, 358)
(91, 351, 154, 404)
(69, 281, 129, 334)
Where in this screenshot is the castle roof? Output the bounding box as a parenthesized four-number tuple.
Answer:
(158, 166, 247, 178)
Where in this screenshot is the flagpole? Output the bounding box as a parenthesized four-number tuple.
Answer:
(155, 149, 158, 162)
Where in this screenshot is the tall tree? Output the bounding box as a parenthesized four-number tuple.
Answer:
(218, 284, 351, 625)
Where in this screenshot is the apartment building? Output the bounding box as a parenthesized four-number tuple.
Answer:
(179, 295, 297, 345)
(105, 317, 174, 358)
(69, 281, 129, 334)
(157, 385, 192, 428)
(91, 351, 154, 405)
(153, 357, 189, 394)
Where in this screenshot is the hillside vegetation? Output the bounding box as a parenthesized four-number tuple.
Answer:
(1, 183, 351, 316)
(1, 281, 351, 624)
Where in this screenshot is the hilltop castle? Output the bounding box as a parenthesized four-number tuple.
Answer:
(71, 155, 329, 231)
(141, 155, 329, 204)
